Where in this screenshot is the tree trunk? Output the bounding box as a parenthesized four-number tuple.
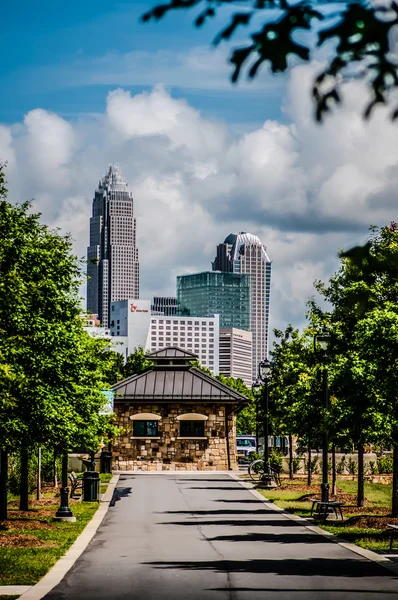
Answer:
(392, 445, 398, 517)
(307, 446, 312, 486)
(36, 447, 41, 501)
(332, 444, 337, 496)
(0, 449, 8, 521)
(289, 434, 293, 479)
(53, 449, 58, 488)
(19, 445, 29, 512)
(357, 445, 365, 508)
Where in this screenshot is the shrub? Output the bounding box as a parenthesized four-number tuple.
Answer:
(310, 455, 320, 474)
(377, 455, 393, 474)
(368, 460, 378, 475)
(347, 457, 358, 475)
(336, 455, 347, 475)
(292, 456, 302, 474)
(269, 449, 284, 474)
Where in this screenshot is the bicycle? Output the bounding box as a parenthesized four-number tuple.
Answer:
(248, 458, 281, 485)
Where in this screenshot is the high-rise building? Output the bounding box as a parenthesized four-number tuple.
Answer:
(213, 232, 271, 380)
(87, 165, 139, 328)
(151, 296, 177, 316)
(176, 271, 251, 331)
(219, 328, 252, 388)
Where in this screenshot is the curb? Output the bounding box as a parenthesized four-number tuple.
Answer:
(230, 473, 398, 576)
(18, 474, 120, 600)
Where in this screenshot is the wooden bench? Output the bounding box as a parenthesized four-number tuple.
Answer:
(69, 471, 83, 498)
(309, 498, 344, 521)
(387, 524, 398, 550)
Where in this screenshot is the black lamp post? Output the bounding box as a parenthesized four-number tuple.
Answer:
(254, 359, 273, 485)
(251, 379, 261, 451)
(314, 326, 330, 503)
(54, 451, 76, 522)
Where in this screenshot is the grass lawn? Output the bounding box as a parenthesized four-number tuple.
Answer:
(0, 473, 113, 586)
(256, 477, 393, 552)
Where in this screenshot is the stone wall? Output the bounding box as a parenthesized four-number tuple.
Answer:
(113, 402, 238, 471)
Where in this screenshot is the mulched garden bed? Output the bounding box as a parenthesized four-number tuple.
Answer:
(347, 515, 398, 529)
(0, 533, 58, 548)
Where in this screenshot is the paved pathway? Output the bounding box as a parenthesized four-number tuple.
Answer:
(44, 474, 398, 600)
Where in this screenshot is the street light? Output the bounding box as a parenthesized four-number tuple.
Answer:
(257, 359, 273, 486)
(251, 379, 261, 450)
(314, 326, 330, 503)
(54, 451, 76, 522)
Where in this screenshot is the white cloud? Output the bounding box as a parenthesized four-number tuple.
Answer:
(2, 63, 398, 339)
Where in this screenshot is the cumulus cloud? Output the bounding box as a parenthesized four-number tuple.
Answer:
(1, 63, 397, 338)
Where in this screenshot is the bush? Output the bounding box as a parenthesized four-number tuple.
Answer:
(310, 455, 320, 474)
(367, 460, 378, 475)
(292, 456, 302, 474)
(269, 449, 284, 474)
(8, 447, 60, 496)
(336, 455, 347, 475)
(347, 457, 358, 475)
(377, 455, 393, 474)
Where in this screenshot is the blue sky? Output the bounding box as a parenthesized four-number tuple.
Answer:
(2, 0, 286, 126)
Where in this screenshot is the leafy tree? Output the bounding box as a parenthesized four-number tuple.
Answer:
(314, 223, 398, 511)
(123, 346, 154, 378)
(142, 0, 398, 121)
(0, 164, 120, 516)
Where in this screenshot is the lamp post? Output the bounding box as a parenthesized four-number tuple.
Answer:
(252, 379, 261, 451)
(254, 359, 273, 486)
(54, 451, 76, 522)
(314, 326, 330, 503)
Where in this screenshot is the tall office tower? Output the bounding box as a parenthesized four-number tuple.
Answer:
(87, 165, 139, 328)
(151, 296, 177, 316)
(213, 232, 271, 380)
(219, 328, 252, 388)
(176, 271, 251, 331)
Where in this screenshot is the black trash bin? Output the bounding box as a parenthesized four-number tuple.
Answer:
(82, 471, 99, 502)
(100, 451, 113, 474)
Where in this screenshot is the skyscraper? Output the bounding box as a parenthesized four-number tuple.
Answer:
(176, 271, 251, 331)
(87, 165, 139, 328)
(213, 232, 271, 380)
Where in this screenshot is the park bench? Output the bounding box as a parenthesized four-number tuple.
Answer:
(387, 524, 398, 550)
(309, 498, 344, 521)
(69, 471, 83, 498)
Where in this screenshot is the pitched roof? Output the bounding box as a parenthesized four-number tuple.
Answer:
(147, 347, 198, 359)
(112, 366, 249, 405)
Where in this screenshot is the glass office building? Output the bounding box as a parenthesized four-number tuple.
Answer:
(176, 271, 251, 331)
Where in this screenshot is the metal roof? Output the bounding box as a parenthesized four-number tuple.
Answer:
(147, 347, 198, 359)
(112, 366, 249, 405)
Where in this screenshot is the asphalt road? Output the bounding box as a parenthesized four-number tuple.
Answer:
(44, 474, 398, 600)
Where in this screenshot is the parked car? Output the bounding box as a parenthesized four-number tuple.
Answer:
(236, 435, 257, 463)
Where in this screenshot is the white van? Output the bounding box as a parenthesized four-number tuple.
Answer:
(236, 435, 257, 462)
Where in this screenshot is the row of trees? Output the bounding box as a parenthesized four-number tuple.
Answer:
(256, 223, 398, 513)
(0, 165, 124, 520)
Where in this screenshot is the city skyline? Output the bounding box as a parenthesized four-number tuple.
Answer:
(213, 232, 272, 379)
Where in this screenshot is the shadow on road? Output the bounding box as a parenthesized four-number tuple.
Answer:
(159, 509, 279, 516)
(205, 588, 398, 594)
(110, 487, 132, 507)
(205, 532, 329, 544)
(143, 557, 390, 578)
(160, 519, 301, 527)
(215, 499, 263, 504)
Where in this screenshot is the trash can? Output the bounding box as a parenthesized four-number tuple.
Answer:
(100, 451, 113, 474)
(82, 471, 99, 502)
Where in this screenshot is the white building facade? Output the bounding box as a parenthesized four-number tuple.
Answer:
(219, 328, 252, 388)
(110, 299, 219, 374)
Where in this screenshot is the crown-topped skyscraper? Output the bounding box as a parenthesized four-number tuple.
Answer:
(213, 232, 271, 381)
(87, 165, 139, 328)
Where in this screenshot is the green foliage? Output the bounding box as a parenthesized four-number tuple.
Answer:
(377, 455, 393, 474)
(123, 346, 154, 378)
(142, 1, 398, 121)
(292, 456, 302, 474)
(368, 461, 377, 475)
(269, 449, 284, 474)
(347, 457, 358, 475)
(311, 455, 320, 474)
(337, 455, 347, 475)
